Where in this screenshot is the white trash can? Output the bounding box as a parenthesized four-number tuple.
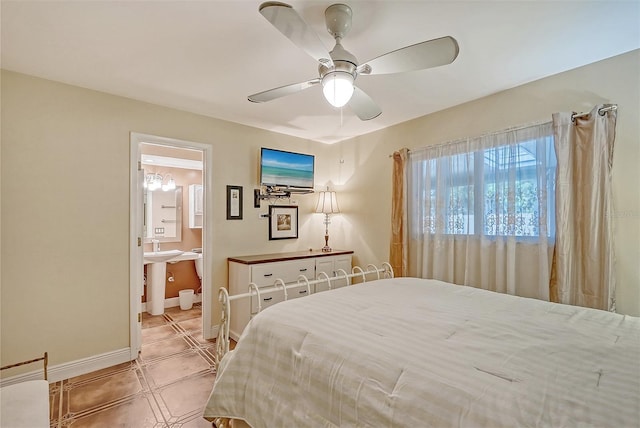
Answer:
(179, 289, 194, 310)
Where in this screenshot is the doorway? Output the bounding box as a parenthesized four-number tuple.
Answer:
(129, 132, 214, 358)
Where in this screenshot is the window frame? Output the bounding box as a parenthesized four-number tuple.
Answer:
(413, 136, 556, 240)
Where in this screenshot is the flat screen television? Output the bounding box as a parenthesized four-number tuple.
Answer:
(260, 147, 314, 190)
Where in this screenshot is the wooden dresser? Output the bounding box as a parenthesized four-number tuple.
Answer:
(227, 250, 353, 339)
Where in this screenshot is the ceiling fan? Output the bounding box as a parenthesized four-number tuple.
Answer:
(248, 2, 459, 120)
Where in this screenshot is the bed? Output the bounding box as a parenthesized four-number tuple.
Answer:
(204, 277, 640, 427)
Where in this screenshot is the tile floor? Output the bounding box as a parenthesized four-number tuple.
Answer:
(48, 304, 222, 427)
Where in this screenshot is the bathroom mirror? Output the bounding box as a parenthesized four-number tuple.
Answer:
(144, 186, 183, 243)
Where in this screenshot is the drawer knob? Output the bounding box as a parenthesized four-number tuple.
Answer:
(263, 297, 273, 301)
(299, 268, 307, 272)
(299, 290, 307, 294)
(263, 273, 273, 277)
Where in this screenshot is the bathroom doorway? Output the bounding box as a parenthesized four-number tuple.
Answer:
(129, 133, 214, 358)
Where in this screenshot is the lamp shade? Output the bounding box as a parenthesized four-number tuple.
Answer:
(321, 71, 354, 108)
(315, 190, 340, 214)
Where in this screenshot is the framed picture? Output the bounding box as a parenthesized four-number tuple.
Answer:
(226, 185, 243, 220)
(269, 205, 298, 240)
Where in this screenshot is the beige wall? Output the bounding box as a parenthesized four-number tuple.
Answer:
(331, 49, 640, 316)
(0, 70, 333, 372)
(2, 49, 638, 375)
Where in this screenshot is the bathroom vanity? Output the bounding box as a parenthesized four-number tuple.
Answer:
(144, 250, 201, 315)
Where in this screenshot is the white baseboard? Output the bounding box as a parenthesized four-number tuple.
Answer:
(230, 329, 241, 343)
(0, 348, 132, 387)
(141, 293, 202, 312)
(209, 324, 219, 339)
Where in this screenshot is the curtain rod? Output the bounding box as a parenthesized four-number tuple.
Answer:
(388, 151, 409, 158)
(389, 104, 618, 158)
(571, 104, 617, 121)
(388, 119, 551, 158)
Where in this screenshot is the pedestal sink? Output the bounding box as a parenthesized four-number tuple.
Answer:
(144, 250, 184, 315)
(144, 249, 184, 264)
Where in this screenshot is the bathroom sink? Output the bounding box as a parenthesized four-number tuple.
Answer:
(144, 249, 184, 264)
(170, 251, 200, 262)
(144, 250, 183, 316)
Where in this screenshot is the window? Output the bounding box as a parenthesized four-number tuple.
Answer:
(410, 130, 556, 239)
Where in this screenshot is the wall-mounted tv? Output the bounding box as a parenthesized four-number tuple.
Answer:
(260, 147, 314, 190)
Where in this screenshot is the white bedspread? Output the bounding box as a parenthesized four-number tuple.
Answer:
(204, 277, 640, 427)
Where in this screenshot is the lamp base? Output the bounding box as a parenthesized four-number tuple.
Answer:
(322, 232, 332, 252)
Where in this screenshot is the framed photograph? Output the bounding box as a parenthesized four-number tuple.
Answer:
(269, 205, 298, 240)
(226, 185, 243, 220)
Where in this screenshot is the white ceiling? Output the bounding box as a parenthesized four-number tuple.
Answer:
(2, 1, 638, 144)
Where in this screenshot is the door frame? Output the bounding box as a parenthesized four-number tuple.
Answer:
(129, 132, 214, 359)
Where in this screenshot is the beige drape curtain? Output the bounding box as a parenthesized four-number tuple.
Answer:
(390, 148, 409, 277)
(550, 104, 617, 311)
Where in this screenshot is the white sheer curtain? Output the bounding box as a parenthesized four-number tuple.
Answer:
(408, 122, 555, 300)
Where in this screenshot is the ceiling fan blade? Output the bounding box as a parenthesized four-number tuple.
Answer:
(248, 78, 321, 103)
(358, 36, 459, 76)
(259, 2, 333, 67)
(349, 87, 382, 121)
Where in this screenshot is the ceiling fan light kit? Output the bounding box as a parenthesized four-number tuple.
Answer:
(322, 71, 354, 107)
(250, 2, 459, 120)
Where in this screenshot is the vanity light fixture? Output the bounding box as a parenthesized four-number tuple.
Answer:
(315, 187, 340, 252)
(162, 174, 176, 191)
(145, 173, 175, 192)
(145, 173, 163, 191)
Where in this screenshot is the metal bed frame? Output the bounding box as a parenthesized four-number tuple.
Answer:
(215, 262, 394, 366)
(211, 262, 393, 428)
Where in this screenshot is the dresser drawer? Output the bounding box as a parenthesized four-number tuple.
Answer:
(250, 287, 285, 314)
(250, 282, 311, 313)
(289, 260, 315, 280)
(251, 259, 315, 287)
(287, 283, 312, 300)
